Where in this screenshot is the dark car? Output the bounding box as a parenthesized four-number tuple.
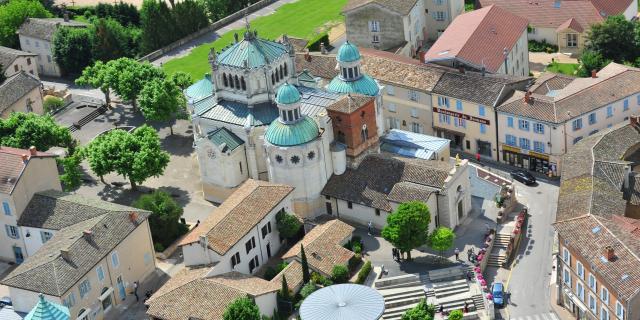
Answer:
(510, 170, 536, 185)
(0, 296, 11, 308)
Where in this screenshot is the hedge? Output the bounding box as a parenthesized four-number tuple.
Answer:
(307, 32, 329, 51)
(356, 261, 372, 284)
(528, 40, 558, 53)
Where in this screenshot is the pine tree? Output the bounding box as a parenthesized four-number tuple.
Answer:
(280, 275, 290, 301)
(301, 244, 310, 284)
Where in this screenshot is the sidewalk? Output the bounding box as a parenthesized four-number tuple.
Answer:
(457, 151, 560, 186)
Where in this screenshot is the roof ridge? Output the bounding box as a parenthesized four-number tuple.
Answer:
(556, 69, 633, 103)
(595, 216, 640, 263)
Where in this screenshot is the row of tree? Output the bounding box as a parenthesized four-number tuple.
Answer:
(139, 0, 208, 53)
(579, 15, 640, 76)
(0, 0, 51, 48)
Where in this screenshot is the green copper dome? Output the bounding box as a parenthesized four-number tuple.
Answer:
(25, 294, 70, 320)
(265, 116, 319, 146)
(276, 83, 301, 105)
(327, 74, 379, 96)
(337, 41, 361, 63)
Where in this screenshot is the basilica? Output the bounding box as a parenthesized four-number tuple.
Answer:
(185, 25, 383, 218)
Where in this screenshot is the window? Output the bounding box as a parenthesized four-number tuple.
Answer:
(589, 294, 597, 314)
(437, 96, 449, 107)
(637, 95, 640, 106)
(577, 261, 584, 279)
(387, 103, 397, 112)
(479, 105, 485, 116)
(13, 65, 18, 72)
(96, 266, 105, 282)
(563, 268, 571, 286)
(2, 202, 10, 215)
(567, 33, 578, 47)
(27, 58, 31, 65)
(589, 274, 597, 291)
(63, 293, 76, 308)
(25, 39, 30, 45)
(369, 20, 380, 32)
(480, 124, 487, 134)
(434, 11, 446, 21)
(389, 117, 400, 129)
(111, 252, 119, 268)
(563, 247, 571, 264)
(248, 255, 259, 273)
(505, 134, 517, 146)
(375, 209, 380, 216)
(519, 138, 530, 150)
(410, 108, 418, 118)
(46, 55, 51, 63)
(439, 114, 451, 124)
(624, 99, 629, 111)
(616, 301, 624, 319)
(408, 90, 419, 102)
(518, 119, 530, 131)
(601, 287, 609, 304)
(372, 34, 380, 43)
(435, 0, 444, 4)
(245, 237, 256, 254)
(231, 252, 241, 268)
(348, 201, 353, 209)
(78, 279, 92, 298)
(573, 118, 583, 131)
(456, 100, 463, 111)
(40, 231, 53, 243)
(533, 141, 545, 153)
(411, 122, 422, 133)
(507, 117, 514, 128)
(607, 106, 613, 118)
(5, 225, 19, 239)
(454, 118, 466, 128)
(601, 307, 609, 320)
(577, 282, 585, 301)
(386, 85, 394, 96)
(589, 113, 597, 125)
(574, 136, 583, 144)
(533, 123, 544, 134)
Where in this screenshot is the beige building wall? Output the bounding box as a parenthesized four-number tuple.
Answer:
(1, 86, 44, 118)
(557, 31, 586, 55)
(18, 35, 60, 77)
(3, 55, 38, 78)
(423, 0, 465, 40)
(495, 31, 529, 77)
(381, 83, 434, 135)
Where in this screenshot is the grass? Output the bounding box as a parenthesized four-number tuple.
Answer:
(545, 62, 580, 76)
(162, 0, 348, 79)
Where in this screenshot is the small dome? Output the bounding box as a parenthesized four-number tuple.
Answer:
(327, 75, 379, 96)
(337, 41, 361, 63)
(276, 83, 301, 105)
(265, 116, 319, 147)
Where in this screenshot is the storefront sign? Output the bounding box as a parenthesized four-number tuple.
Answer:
(502, 144, 521, 153)
(528, 151, 550, 161)
(432, 107, 490, 125)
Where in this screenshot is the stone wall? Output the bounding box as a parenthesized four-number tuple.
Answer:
(345, 6, 406, 52)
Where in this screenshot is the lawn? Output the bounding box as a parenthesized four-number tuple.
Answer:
(162, 0, 348, 80)
(545, 62, 580, 76)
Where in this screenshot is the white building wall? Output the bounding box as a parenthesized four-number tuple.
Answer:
(18, 35, 59, 77)
(254, 293, 277, 317)
(8, 287, 61, 313)
(21, 226, 55, 257)
(332, 199, 390, 230)
(527, 27, 557, 45)
(441, 161, 472, 228)
(623, 1, 638, 20)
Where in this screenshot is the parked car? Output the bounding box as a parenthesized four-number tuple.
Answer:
(0, 296, 12, 308)
(510, 169, 536, 185)
(492, 282, 505, 307)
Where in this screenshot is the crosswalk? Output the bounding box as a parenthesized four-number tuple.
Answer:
(510, 313, 560, 320)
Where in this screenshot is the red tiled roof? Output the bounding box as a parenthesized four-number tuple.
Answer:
(423, 5, 528, 73)
(556, 18, 584, 32)
(0, 147, 56, 194)
(478, 0, 604, 29)
(588, 0, 635, 17)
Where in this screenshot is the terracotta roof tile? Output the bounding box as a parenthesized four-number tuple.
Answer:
(326, 94, 374, 114)
(270, 260, 304, 292)
(556, 18, 584, 32)
(0, 147, 56, 194)
(477, 0, 604, 29)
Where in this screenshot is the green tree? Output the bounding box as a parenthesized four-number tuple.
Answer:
(402, 299, 436, 320)
(428, 227, 455, 257)
(577, 50, 609, 77)
(300, 282, 317, 299)
(75, 61, 115, 106)
(280, 275, 290, 301)
(43, 96, 64, 113)
(300, 244, 310, 284)
(586, 15, 639, 64)
(170, 70, 193, 90)
(138, 78, 186, 135)
(222, 297, 261, 320)
(0, 112, 74, 151)
(0, 0, 51, 48)
(84, 125, 169, 189)
(275, 211, 301, 240)
(109, 58, 165, 110)
(140, 0, 174, 52)
(90, 18, 138, 61)
(448, 309, 463, 320)
(331, 264, 349, 284)
(134, 190, 188, 248)
(59, 153, 83, 192)
(381, 201, 431, 261)
(52, 27, 93, 75)
(172, 0, 208, 37)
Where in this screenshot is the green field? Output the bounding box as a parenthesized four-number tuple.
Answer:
(545, 62, 580, 76)
(162, 0, 348, 80)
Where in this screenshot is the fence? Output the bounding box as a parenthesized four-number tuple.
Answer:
(138, 0, 276, 63)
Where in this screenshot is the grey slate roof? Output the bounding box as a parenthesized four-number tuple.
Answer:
(207, 127, 244, 152)
(0, 71, 41, 112)
(0, 46, 36, 73)
(432, 71, 530, 107)
(343, 0, 419, 15)
(529, 72, 575, 95)
(1, 192, 150, 296)
(321, 154, 451, 211)
(17, 190, 143, 230)
(18, 18, 87, 42)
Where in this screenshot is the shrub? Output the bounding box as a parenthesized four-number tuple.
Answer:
(154, 242, 165, 252)
(348, 254, 362, 272)
(448, 309, 463, 320)
(331, 264, 349, 284)
(307, 32, 329, 51)
(43, 96, 65, 114)
(356, 261, 372, 284)
(310, 272, 332, 286)
(263, 261, 289, 280)
(528, 40, 558, 53)
(300, 282, 317, 299)
(402, 299, 436, 320)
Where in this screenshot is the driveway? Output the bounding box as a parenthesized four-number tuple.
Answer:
(529, 52, 579, 75)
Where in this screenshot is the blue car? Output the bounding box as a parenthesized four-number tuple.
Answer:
(492, 282, 505, 307)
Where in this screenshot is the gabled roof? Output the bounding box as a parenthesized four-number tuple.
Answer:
(1, 195, 150, 296)
(282, 219, 355, 276)
(528, 72, 575, 95)
(424, 5, 529, 74)
(556, 18, 584, 33)
(207, 127, 244, 152)
(0, 71, 41, 112)
(0, 146, 56, 195)
(271, 260, 304, 292)
(343, 0, 419, 15)
(184, 74, 213, 103)
(432, 71, 529, 107)
(18, 18, 87, 42)
(0, 46, 36, 73)
(326, 94, 374, 114)
(146, 269, 279, 320)
(477, 0, 605, 29)
(180, 179, 293, 255)
(589, 0, 636, 17)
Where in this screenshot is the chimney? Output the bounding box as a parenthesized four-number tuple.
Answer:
(523, 91, 532, 103)
(63, 12, 69, 22)
(604, 246, 615, 261)
(458, 66, 465, 74)
(591, 70, 597, 78)
(129, 211, 138, 223)
(304, 49, 311, 62)
(29, 146, 37, 156)
(60, 249, 71, 262)
(21, 154, 29, 163)
(82, 230, 93, 239)
(320, 42, 327, 55)
(624, 165, 632, 189)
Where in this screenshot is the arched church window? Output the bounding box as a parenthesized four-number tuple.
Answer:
(241, 77, 246, 90)
(342, 68, 348, 79)
(287, 110, 293, 121)
(361, 126, 368, 143)
(229, 74, 235, 88)
(348, 68, 353, 79)
(275, 70, 280, 82)
(307, 151, 315, 160)
(271, 73, 275, 85)
(279, 65, 284, 79)
(284, 63, 288, 76)
(290, 155, 300, 164)
(223, 73, 228, 87)
(294, 109, 300, 120)
(354, 67, 359, 77)
(234, 75, 240, 89)
(361, 110, 365, 118)
(275, 155, 283, 163)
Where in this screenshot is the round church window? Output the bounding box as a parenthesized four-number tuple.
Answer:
(307, 151, 315, 160)
(275, 155, 283, 163)
(291, 155, 300, 164)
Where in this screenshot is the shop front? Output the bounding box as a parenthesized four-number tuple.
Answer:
(501, 144, 556, 175)
(561, 287, 589, 320)
(434, 126, 465, 151)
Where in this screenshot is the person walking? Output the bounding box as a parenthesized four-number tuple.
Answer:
(133, 281, 139, 302)
(454, 248, 460, 261)
(368, 221, 373, 236)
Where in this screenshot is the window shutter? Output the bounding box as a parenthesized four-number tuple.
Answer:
(14, 227, 19, 239)
(5, 225, 10, 238)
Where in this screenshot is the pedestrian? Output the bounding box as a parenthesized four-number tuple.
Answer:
(464, 301, 469, 313)
(392, 248, 397, 261)
(454, 248, 460, 261)
(476, 152, 481, 162)
(368, 221, 373, 235)
(133, 281, 139, 302)
(467, 271, 473, 281)
(438, 305, 444, 314)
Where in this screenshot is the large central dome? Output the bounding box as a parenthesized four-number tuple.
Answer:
(216, 36, 289, 69)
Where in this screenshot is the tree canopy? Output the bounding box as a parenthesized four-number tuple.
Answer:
(401, 299, 435, 320)
(133, 190, 188, 248)
(0, 0, 51, 48)
(381, 201, 431, 260)
(580, 15, 640, 73)
(108, 58, 165, 109)
(75, 60, 115, 105)
(90, 18, 140, 62)
(428, 227, 455, 257)
(84, 125, 169, 189)
(0, 112, 74, 151)
(301, 244, 310, 284)
(275, 211, 302, 239)
(331, 264, 349, 284)
(52, 27, 94, 75)
(222, 297, 261, 320)
(138, 77, 186, 134)
(170, 71, 193, 90)
(59, 153, 83, 192)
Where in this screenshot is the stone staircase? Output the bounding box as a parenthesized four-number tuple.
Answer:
(471, 294, 485, 311)
(376, 274, 427, 320)
(69, 105, 108, 132)
(487, 233, 511, 267)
